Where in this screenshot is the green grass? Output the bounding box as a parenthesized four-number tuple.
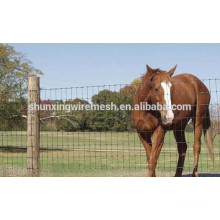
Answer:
(0, 131, 219, 176)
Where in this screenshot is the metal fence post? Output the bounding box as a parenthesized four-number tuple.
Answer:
(27, 76, 40, 177)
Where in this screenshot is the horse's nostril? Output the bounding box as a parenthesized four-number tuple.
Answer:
(162, 116, 167, 122)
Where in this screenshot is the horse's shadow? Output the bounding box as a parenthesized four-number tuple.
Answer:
(183, 173, 220, 177)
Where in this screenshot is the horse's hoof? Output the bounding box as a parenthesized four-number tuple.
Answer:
(192, 172, 199, 177)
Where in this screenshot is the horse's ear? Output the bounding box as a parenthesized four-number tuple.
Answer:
(167, 65, 177, 77)
(146, 65, 153, 73)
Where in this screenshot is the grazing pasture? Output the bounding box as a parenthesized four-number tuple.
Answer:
(0, 131, 219, 176)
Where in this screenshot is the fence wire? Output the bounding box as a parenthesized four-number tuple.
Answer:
(0, 79, 220, 176)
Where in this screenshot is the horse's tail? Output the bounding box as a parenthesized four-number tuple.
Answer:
(203, 109, 214, 164)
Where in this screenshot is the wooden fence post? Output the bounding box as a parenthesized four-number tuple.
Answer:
(27, 76, 40, 177)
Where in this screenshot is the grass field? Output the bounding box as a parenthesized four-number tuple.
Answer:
(0, 131, 219, 177)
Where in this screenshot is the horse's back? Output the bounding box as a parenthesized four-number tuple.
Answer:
(172, 73, 201, 83)
(172, 73, 210, 96)
(172, 73, 208, 89)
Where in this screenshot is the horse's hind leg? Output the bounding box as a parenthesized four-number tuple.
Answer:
(173, 129, 187, 177)
(192, 117, 205, 177)
(138, 132, 156, 177)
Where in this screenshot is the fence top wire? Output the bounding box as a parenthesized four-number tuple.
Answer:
(38, 78, 220, 101)
(39, 78, 220, 90)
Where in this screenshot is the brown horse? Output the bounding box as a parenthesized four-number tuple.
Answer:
(131, 65, 214, 177)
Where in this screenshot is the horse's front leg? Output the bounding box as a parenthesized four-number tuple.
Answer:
(138, 132, 156, 177)
(148, 126, 165, 177)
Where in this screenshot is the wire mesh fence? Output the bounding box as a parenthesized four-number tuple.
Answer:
(0, 78, 220, 177)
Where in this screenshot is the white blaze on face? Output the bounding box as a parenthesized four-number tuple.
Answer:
(161, 81, 174, 123)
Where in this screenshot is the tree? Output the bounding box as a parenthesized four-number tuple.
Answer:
(130, 78, 141, 90)
(89, 84, 139, 131)
(0, 44, 43, 130)
(50, 99, 90, 132)
(0, 44, 43, 99)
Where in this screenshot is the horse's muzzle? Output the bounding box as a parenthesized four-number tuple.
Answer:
(162, 115, 174, 126)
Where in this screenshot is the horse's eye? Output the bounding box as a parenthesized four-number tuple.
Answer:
(155, 88, 159, 92)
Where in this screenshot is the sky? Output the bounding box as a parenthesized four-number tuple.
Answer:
(10, 43, 220, 89)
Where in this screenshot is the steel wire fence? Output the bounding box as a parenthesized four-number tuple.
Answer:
(0, 79, 220, 176)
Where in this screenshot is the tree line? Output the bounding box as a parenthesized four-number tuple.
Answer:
(0, 82, 140, 132)
(40, 83, 139, 132)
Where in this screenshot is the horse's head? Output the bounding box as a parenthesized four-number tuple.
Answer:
(145, 65, 177, 126)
